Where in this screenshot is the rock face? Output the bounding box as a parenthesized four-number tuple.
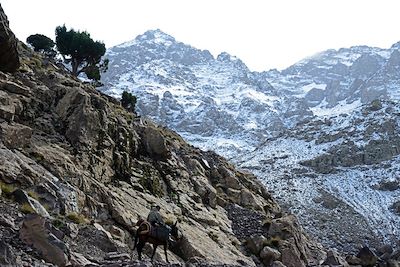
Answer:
(0, 4, 19, 72)
(0, 27, 331, 267)
(19, 215, 69, 267)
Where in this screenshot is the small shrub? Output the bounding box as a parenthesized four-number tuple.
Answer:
(27, 190, 39, 200)
(369, 99, 382, 111)
(164, 217, 175, 226)
(66, 212, 88, 224)
(265, 236, 281, 248)
(52, 217, 66, 229)
(121, 91, 137, 113)
(20, 203, 36, 214)
(0, 181, 16, 197)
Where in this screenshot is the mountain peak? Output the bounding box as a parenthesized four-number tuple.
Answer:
(138, 29, 176, 43)
(115, 29, 175, 49)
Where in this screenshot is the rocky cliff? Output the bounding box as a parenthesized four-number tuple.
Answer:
(0, 7, 334, 267)
(0, 4, 19, 72)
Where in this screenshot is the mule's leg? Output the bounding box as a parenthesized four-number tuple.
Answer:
(151, 244, 158, 261)
(164, 243, 169, 263)
(133, 233, 138, 250)
(137, 241, 145, 261)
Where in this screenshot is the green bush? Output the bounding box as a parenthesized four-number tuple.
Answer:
(121, 91, 137, 113)
(20, 203, 36, 214)
(27, 190, 39, 200)
(66, 212, 88, 224)
(0, 181, 16, 197)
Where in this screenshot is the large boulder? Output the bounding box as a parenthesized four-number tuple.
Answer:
(142, 126, 170, 159)
(0, 4, 19, 72)
(322, 250, 349, 267)
(19, 214, 69, 267)
(0, 122, 32, 148)
(260, 246, 282, 266)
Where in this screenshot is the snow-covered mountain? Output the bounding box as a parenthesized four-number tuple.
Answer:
(101, 29, 310, 158)
(100, 29, 400, 251)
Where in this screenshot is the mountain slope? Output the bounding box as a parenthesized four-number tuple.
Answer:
(237, 99, 400, 251)
(101, 29, 400, 255)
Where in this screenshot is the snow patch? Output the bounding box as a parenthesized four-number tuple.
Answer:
(301, 83, 327, 93)
(311, 99, 362, 117)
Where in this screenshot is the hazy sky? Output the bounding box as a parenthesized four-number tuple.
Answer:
(2, 0, 400, 71)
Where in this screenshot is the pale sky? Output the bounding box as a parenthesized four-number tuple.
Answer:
(2, 0, 400, 71)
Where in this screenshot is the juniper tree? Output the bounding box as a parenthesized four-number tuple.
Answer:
(55, 25, 108, 81)
(26, 34, 55, 55)
(121, 91, 137, 113)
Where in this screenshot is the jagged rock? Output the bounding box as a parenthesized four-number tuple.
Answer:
(346, 254, 362, 265)
(390, 201, 400, 215)
(280, 241, 305, 267)
(70, 252, 99, 266)
(12, 189, 50, 217)
(0, 4, 19, 72)
(377, 244, 394, 256)
(0, 90, 17, 121)
(142, 126, 170, 159)
(356, 246, 378, 267)
(2, 81, 30, 96)
(108, 225, 126, 242)
(78, 224, 118, 253)
(192, 175, 217, 208)
(322, 250, 349, 266)
(240, 188, 263, 210)
(19, 214, 69, 267)
(104, 252, 130, 261)
(260, 246, 281, 266)
(93, 222, 114, 240)
(246, 235, 267, 255)
(0, 240, 17, 266)
(388, 260, 400, 267)
(0, 122, 32, 148)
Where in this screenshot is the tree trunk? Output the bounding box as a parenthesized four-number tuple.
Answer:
(71, 58, 79, 77)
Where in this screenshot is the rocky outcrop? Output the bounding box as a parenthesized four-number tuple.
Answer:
(0, 36, 336, 267)
(0, 4, 19, 72)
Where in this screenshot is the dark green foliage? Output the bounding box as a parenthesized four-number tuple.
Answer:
(26, 34, 55, 55)
(121, 91, 137, 112)
(55, 25, 108, 81)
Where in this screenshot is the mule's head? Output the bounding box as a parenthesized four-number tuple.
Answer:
(136, 217, 145, 226)
(170, 221, 183, 240)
